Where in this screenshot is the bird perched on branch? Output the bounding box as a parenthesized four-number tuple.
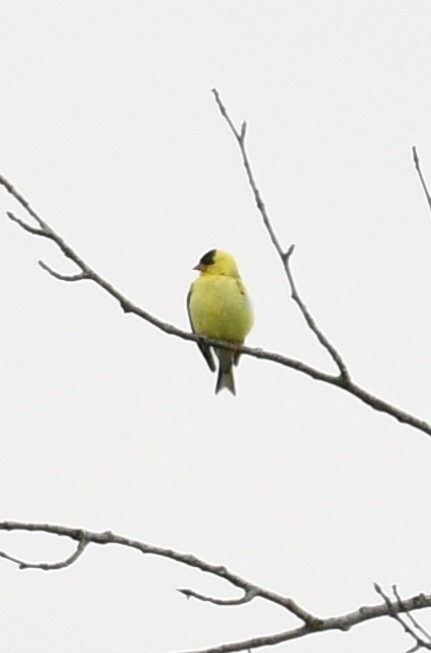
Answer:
(187, 249, 253, 395)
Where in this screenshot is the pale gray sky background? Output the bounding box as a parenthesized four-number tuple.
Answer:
(1, 1, 431, 651)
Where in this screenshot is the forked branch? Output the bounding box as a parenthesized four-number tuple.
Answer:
(0, 521, 430, 653)
(0, 172, 430, 438)
(211, 88, 350, 382)
(375, 583, 431, 652)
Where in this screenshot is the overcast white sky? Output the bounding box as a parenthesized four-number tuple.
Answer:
(1, 1, 431, 651)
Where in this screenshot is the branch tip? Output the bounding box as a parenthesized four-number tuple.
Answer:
(177, 588, 191, 599)
(38, 260, 87, 282)
(7, 211, 44, 235)
(412, 145, 431, 212)
(283, 244, 296, 262)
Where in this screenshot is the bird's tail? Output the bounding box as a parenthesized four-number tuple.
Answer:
(215, 348, 236, 395)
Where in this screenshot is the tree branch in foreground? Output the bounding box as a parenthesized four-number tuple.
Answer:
(0, 521, 430, 653)
(1, 108, 431, 438)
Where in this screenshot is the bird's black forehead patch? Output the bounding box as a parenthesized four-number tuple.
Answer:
(200, 249, 216, 266)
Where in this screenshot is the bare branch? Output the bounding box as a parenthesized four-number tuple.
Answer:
(284, 245, 350, 382)
(179, 587, 431, 653)
(0, 533, 88, 571)
(177, 587, 257, 606)
(177, 626, 315, 653)
(412, 146, 431, 214)
(211, 89, 350, 382)
(1, 521, 430, 653)
(1, 173, 431, 437)
(393, 585, 431, 646)
(211, 89, 284, 261)
(1, 176, 45, 226)
(38, 260, 89, 282)
(0, 520, 315, 623)
(6, 211, 46, 236)
(375, 584, 431, 651)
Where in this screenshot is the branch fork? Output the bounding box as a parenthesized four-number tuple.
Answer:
(2, 94, 431, 652)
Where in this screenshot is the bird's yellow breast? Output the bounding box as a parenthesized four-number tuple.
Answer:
(189, 275, 253, 342)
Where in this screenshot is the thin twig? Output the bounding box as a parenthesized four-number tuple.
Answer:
(177, 587, 257, 606)
(284, 245, 350, 381)
(1, 173, 430, 437)
(6, 211, 46, 236)
(38, 259, 90, 282)
(393, 585, 431, 645)
(211, 89, 350, 382)
(0, 534, 88, 571)
(375, 584, 431, 652)
(412, 147, 431, 213)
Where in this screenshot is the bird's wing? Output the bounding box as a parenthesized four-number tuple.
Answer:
(232, 278, 250, 366)
(186, 286, 216, 372)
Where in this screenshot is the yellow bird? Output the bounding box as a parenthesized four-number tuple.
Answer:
(187, 249, 253, 395)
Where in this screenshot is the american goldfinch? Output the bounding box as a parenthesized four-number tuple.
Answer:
(187, 249, 253, 395)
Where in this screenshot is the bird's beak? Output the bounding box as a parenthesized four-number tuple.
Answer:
(193, 263, 205, 271)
